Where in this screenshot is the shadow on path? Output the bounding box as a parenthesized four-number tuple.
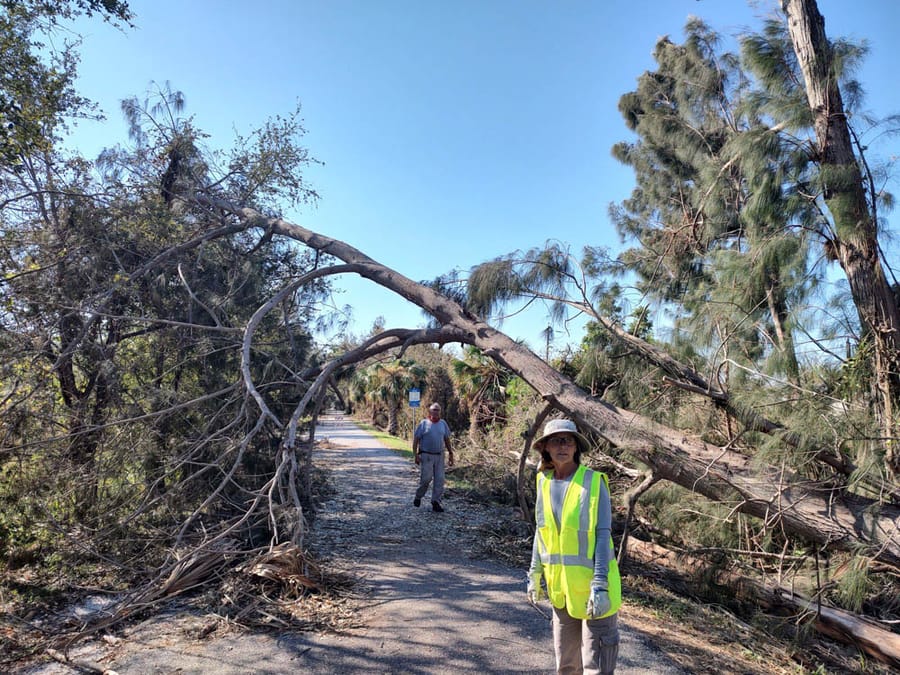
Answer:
(21, 413, 688, 674)
(282, 413, 688, 674)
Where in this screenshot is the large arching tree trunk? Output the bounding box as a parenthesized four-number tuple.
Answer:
(783, 0, 900, 476)
(217, 201, 900, 569)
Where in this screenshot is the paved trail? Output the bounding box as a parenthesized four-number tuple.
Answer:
(22, 413, 688, 674)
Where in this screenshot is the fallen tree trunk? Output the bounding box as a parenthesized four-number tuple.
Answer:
(557, 299, 898, 503)
(627, 538, 900, 669)
(209, 199, 900, 569)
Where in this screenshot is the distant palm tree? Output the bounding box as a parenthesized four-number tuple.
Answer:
(540, 325, 554, 361)
(367, 360, 427, 435)
(346, 367, 375, 421)
(451, 347, 510, 442)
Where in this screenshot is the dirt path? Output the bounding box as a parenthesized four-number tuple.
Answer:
(22, 413, 688, 674)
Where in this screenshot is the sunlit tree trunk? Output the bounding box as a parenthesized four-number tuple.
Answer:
(783, 0, 900, 475)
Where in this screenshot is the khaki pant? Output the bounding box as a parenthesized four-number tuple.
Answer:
(551, 605, 619, 674)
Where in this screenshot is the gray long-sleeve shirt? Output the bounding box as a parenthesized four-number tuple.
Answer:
(528, 470, 613, 590)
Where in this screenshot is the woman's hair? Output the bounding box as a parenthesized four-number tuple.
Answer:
(538, 449, 553, 473)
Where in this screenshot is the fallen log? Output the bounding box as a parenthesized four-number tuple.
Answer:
(626, 538, 900, 669)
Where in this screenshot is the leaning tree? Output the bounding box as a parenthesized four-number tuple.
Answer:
(780, 0, 900, 471)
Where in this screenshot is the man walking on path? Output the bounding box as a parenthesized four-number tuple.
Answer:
(413, 402, 454, 512)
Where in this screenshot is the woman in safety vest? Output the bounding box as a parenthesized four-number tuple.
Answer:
(526, 418, 621, 674)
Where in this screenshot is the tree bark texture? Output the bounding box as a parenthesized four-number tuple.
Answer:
(783, 0, 900, 474)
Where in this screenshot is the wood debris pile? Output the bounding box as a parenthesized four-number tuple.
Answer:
(220, 542, 361, 632)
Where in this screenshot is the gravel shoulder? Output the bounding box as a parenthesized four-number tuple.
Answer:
(19, 413, 688, 674)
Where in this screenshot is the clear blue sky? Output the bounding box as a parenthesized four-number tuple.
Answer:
(65, 0, 900, 352)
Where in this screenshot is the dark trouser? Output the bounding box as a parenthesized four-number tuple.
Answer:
(415, 452, 445, 503)
(551, 605, 619, 674)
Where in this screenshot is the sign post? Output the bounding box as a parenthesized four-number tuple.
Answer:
(408, 387, 421, 408)
(408, 388, 420, 441)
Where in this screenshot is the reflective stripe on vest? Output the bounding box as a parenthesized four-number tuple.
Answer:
(535, 465, 596, 568)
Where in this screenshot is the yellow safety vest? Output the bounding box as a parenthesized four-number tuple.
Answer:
(535, 464, 622, 619)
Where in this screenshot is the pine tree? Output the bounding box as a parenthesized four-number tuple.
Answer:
(611, 18, 811, 386)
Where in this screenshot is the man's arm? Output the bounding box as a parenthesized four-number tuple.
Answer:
(413, 423, 421, 464)
(444, 424, 454, 467)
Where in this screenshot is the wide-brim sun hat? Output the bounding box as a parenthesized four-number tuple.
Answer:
(533, 418, 591, 455)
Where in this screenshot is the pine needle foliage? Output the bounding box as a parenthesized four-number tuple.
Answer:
(0, 68, 328, 595)
(611, 18, 825, 389)
(835, 556, 871, 614)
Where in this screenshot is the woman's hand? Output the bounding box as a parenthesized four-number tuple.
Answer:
(526, 572, 545, 603)
(586, 585, 611, 618)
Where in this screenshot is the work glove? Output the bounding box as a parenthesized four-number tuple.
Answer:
(586, 584, 611, 618)
(526, 572, 545, 603)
